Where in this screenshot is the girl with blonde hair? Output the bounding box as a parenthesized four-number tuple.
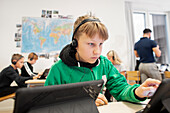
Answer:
(107, 50, 126, 76)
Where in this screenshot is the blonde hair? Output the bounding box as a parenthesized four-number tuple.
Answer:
(73, 15, 108, 41)
(107, 50, 122, 65)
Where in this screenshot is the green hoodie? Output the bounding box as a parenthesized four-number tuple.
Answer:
(45, 55, 142, 102)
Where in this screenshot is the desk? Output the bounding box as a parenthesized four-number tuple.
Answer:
(25, 79, 46, 87)
(98, 100, 149, 113)
(0, 99, 149, 113)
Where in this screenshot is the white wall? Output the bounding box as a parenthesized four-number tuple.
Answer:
(0, 0, 128, 71)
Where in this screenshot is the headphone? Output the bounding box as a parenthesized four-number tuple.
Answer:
(12, 56, 23, 65)
(71, 18, 101, 48)
(112, 56, 115, 60)
(110, 50, 115, 60)
(30, 53, 36, 61)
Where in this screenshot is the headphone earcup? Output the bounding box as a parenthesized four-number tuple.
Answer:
(112, 56, 115, 60)
(71, 39, 78, 48)
(12, 61, 16, 65)
(30, 57, 33, 61)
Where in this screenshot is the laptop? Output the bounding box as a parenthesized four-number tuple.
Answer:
(136, 78, 170, 113)
(13, 79, 104, 113)
(38, 68, 50, 79)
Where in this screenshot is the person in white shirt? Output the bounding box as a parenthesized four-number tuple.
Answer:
(107, 50, 126, 77)
(105, 50, 127, 102)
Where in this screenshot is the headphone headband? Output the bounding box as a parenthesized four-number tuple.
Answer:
(30, 52, 36, 61)
(12, 55, 24, 65)
(72, 18, 101, 41)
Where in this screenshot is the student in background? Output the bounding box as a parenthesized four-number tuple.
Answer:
(45, 14, 161, 106)
(21, 52, 42, 77)
(0, 54, 39, 97)
(107, 50, 126, 77)
(105, 50, 126, 102)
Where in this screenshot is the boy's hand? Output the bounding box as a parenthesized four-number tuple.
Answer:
(95, 93, 108, 106)
(33, 75, 39, 79)
(38, 72, 43, 77)
(135, 78, 161, 98)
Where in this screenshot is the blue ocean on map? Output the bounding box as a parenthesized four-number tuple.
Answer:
(21, 17, 73, 53)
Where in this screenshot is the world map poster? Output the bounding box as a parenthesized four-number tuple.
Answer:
(21, 17, 73, 53)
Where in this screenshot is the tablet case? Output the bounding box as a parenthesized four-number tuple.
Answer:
(13, 79, 104, 113)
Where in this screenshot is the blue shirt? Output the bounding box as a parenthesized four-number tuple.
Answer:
(134, 37, 157, 63)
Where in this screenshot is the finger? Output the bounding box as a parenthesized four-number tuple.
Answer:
(142, 78, 161, 87)
(95, 98, 105, 106)
(95, 102, 100, 106)
(97, 95, 108, 105)
(144, 87, 157, 97)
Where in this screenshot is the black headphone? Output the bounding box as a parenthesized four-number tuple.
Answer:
(71, 18, 101, 48)
(112, 56, 115, 60)
(30, 53, 36, 61)
(12, 56, 23, 65)
(110, 50, 115, 60)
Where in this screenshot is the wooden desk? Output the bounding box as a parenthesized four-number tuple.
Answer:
(25, 79, 46, 87)
(0, 99, 149, 113)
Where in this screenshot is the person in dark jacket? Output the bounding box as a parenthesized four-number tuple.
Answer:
(21, 52, 42, 77)
(0, 53, 39, 97)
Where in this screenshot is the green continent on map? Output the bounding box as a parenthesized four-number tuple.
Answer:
(33, 24, 41, 35)
(52, 23, 72, 36)
(39, 36, 46, 48)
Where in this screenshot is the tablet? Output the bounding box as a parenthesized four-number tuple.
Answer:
(39, 68, 50, 79)
(137, 78, 170, 113)
(13, 79, 104, 113)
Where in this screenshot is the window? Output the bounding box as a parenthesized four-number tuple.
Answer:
(151, 14, 169, 63)
(133, 12, 146, 42)
(133, 12, 170, 64)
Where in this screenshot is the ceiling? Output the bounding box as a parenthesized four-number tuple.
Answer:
(125, 0, 170, 12)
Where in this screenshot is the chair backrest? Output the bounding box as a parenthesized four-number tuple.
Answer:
(126, 71, 140, 84)
(164, 71, 170, 78)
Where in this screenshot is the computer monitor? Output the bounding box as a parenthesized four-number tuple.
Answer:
(13, 79, 104, 113)
(137, 78, 170, 113)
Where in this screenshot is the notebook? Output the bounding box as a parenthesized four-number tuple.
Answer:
(13, 79, 104, 113)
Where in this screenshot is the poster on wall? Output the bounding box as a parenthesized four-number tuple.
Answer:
(15, 24, 22, 47)
(21, 17, 73, 53)
(41, 10, 59, 18)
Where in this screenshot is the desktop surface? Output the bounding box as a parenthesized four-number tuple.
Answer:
(0, 99, 149, 113)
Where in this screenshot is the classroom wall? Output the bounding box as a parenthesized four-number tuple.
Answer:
(0, 0, 128, 72)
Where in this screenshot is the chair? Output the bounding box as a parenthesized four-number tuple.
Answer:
(0, 93, 15, 102)
(164, 71, 170, 78)
(126, 71, 140, 85)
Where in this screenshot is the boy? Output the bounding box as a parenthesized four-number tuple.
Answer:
(21, 52, 42, 77)
(0, 53, 39, 97)
(45, 15, 160, 106)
